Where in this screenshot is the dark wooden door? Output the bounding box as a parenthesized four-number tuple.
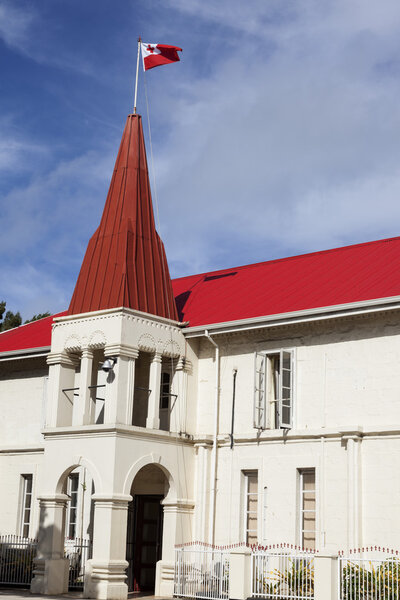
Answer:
(126, 495, 163, 592)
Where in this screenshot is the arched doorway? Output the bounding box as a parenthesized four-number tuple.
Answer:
(126, 464, 169, 593)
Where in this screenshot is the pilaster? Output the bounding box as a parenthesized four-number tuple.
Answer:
(146, 352, 162, 429)
(103, 345, 139, 425)
(73, 348, 94, 426)
(84, 494, 131, 600)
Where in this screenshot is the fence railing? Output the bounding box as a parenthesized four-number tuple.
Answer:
(252, 545, 315, 599)
(64, 537, 92, 590)
(339, 548, 400, 600)
(0, 535, 38, 586)
(0, 535, 92, 589)
(174, 544, 230, 600)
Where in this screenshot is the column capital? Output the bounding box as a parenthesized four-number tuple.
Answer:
(151, 351, 163, 363)
(46, 352, 78, 367)
(81, 347, 94, 359)
(37, 493, 70, 508)
(92, 493, 132, 508)
(104, 344, 139, 359)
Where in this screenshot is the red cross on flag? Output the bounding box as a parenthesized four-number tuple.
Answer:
(141, 42, 182, 71)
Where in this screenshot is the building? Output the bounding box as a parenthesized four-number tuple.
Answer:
(1, 113, 400, 599)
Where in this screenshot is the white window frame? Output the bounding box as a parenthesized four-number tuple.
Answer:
(66, 473, 80, 540)
(20, 474, 33, 538)
(243, 471, 258, 545)
(298, 468, 316, 550)
(254, 349, 295, 430)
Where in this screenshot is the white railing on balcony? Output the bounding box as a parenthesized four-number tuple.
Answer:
(174, 543, 230, 600)
(252, 544, 315, 599)
(338, 547, 400, 600)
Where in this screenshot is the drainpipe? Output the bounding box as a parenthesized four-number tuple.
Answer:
(205, 329, 219, 546)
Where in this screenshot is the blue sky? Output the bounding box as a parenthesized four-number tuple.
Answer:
(3, 0, 400, 319)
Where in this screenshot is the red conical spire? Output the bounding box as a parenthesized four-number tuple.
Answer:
(68, 114, 178, 320)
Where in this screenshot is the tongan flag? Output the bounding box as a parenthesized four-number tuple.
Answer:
(141, 43, 182, 71)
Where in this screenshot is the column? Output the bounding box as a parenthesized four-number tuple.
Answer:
(103, 345, 139, 425)
(344, 433, 362, 551)
(72, 348, 94, 426)
(46, 352, 77, 427)
(229, 547, 252, 600)
(30, 494, 70, 595)
(314, 554, 338, 600)
(146, 352, 162, 429)
(155, 499, 194, 597)
(194, 443, 209, 541)
(84, 494, 131, 600)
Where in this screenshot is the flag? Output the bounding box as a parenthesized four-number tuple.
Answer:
(141, 43, 182, 71)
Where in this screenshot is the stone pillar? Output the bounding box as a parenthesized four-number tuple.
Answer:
(155, 499, 194, 597)
(229, 547, 252, 600)
(314, 554, 338, 600)
(103, 345, 139, 425)
(146, 352, 162, 429)
(30, 494, 70, 595)
(344, 433, 362, 551)
(84, 494, 131, 600)
(46, 352, 77, 427)
(72, 348, 94, 426)
(194, 443, 209, 542)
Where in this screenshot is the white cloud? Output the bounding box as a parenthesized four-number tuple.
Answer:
(145, 0, 400, 275)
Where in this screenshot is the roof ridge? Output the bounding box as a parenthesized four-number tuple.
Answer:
(172, 235, 400, 282)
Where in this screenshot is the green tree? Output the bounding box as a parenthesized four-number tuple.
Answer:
(0, 302, 22, 332)
(25, 312, 51, 324)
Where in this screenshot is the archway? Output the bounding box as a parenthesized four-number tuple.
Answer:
(126, 464, 169, 593)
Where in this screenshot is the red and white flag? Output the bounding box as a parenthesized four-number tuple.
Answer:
(141, 43, 182, 71)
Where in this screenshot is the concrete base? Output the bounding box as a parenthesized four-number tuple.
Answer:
(83, 560, 128, 600)
(155, 560, 174, 597)
(30, 558, 69, 596)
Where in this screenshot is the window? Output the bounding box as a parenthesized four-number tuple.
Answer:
(66, 474, 79, 539)
(254, 350, 293, 429)
(299, 469, 316, 550)
(244, 472, 258, 544)
(20, 475, 33, 538)
(159, 371, 174, 431)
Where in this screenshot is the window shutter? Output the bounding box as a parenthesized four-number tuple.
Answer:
(279, 350, 292, 428)
(254, 352, 266, 429)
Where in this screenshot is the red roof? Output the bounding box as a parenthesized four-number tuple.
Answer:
(3, 235, 400, 354)
(0, 312, 67, 354)
(173, 235, 400, 326)
(68, 114, 178, 321)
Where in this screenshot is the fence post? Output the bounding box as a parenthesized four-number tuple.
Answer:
(229, 547, 252, 600)
(314, 553, 338, 600)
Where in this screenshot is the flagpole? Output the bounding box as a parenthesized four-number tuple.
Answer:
(133, 36, 141, 114)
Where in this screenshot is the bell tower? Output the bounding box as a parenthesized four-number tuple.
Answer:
(31, 115, 194, 599)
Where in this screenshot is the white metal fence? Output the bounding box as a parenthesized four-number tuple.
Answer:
(174, 544, 230, 600)
(0, 535, 38, 586)
(64, 537, 92, 589)
(0, 535, 92, 589)
(339, 548, 400, 600)
(252, 545, 315, 599)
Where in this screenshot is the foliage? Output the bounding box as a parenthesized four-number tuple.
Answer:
(258, 557, 314, 598)
(0, 301, 22, 332)
(342, 559, 400, 600)
(0, 301, 51, 332)
(25, 312, 51, 323)
(274, 558, 314, 597)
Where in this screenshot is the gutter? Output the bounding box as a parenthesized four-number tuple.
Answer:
(182, 295, 400, 338)
(0, 346, 50, 361)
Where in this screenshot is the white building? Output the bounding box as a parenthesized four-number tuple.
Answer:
(1, 113, 400, 599)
